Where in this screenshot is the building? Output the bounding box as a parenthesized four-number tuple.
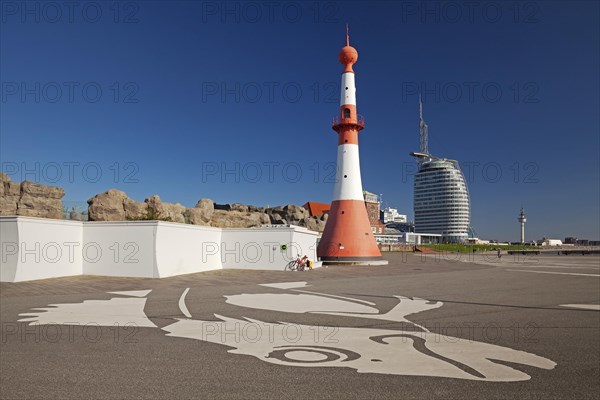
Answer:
(381, 207, 407, 224)
(564, 237, 578, 245)
(375, 232, 441, 245)
(539, 238, 563, 246)
(466, 238, 490, 245)
(411, 158, 471, 243)
(410, 96, 470, 243)
(363, 191, 385, 234)
(303, 202, 330, 217)
(385, 221, 415, 233)
(564, 237, 597, 246)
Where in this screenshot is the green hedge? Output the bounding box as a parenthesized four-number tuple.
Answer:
(420, 243, 534, 253)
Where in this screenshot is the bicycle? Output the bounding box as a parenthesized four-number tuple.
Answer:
(285, 254, 310, 271)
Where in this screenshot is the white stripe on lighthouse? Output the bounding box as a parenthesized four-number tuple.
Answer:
(340, 72, 356, 106)
(333, 144, 364, 201)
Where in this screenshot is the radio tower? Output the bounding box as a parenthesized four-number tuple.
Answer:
(518, 207, 527, 243)
(316, 25, 385, 265)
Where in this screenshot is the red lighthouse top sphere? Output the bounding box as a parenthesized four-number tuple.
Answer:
(339, 24, 358, 72)
(339, 46, 358, 68)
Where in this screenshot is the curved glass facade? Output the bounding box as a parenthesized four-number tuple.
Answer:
(413, 159, 470, 243)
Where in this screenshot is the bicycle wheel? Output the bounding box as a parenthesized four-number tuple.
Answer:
(285, 260, 297, 271)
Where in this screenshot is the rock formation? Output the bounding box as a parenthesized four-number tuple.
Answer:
(304, 213, 329, 232)
(144, 195, 186, 223)
(263, 204, 327, 231)
(210, 210, 270, 228)
(86, 191, 328, 231)
(87, 189, 130, 221)
(87, 190, 187, 223)
(184, 198, 214, 226)
(0, 173, 64, 219)
(1, 175, 328, 232)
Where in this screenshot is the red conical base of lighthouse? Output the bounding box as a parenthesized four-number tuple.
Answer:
(316, 27, 385, 265)
(318, 200, 384, 263)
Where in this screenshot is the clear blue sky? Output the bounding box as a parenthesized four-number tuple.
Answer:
(1, 1, 598, 241)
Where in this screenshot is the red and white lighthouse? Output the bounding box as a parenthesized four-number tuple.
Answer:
(317, 27, 386, 265)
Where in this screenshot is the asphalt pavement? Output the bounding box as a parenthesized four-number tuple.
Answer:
(1, 252, 598, 399)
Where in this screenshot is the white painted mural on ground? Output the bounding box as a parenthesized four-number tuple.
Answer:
(18, 282, 557, 382)
(19, 290, 156, 327)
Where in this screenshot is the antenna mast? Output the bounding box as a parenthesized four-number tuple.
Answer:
(419, 94, 429, 155)
(346, 23, 350, 46)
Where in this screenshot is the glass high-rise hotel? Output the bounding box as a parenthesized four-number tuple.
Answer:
(412, 157, 470, 243)
(410, 96, 470, 243)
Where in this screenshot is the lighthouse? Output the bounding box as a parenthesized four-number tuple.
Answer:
(518, 207, 527, 243)
(316, 27, 386, 265)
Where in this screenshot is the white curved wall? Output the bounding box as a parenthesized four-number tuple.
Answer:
(82, 221, 158, 278)
(0, 218, 19, 282)
(0, 217, 320, 282)
(0, 217, 82, 282)
(221, 226, 319, 270)
(154, 223, 222, 277)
